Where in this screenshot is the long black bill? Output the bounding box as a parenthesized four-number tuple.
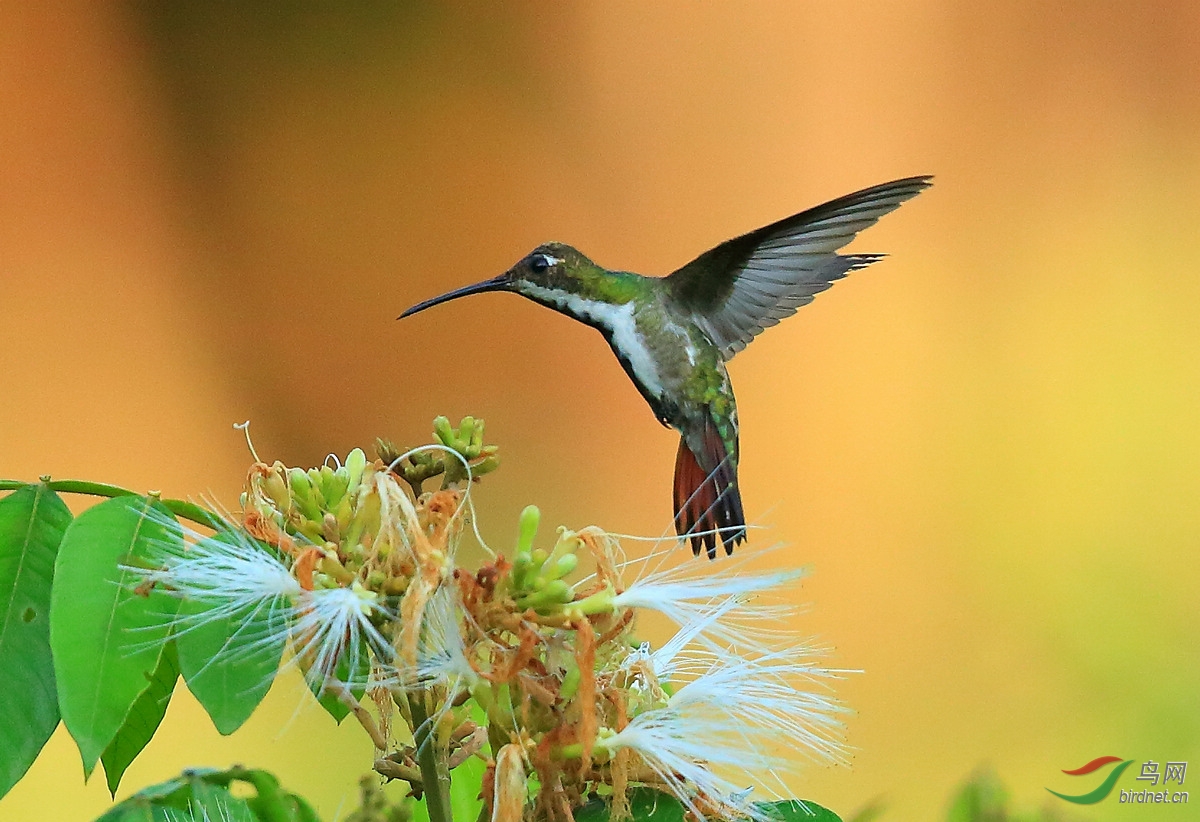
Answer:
(397, 274, 509, 319)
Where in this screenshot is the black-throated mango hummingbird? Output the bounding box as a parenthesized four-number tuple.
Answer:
(400, 176, 932, 558)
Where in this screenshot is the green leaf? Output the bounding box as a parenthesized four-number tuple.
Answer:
(574, 787, 686, 821)
(188, 778, 257, 822)
(0, 484, 72, 800)
(177, 536, 285, 735)
(311, 647, 369, 723)
(101, 641, 180, 795)
(96, 767, 319, 822)
(449, 750, 485, 822)
(231, 767, 322, 822)
(93, 802, 174, 822)
(760, 799, 844, 821)
(407, 704, 487, 822)
(50, 495, 182, 777)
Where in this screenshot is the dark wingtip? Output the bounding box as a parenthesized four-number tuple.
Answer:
(857, 175, 934, 206)
(844, 253, 887, 271)
(895, 173, 935, 189)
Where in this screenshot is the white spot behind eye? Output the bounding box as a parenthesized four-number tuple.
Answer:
(529, 253, 563, 273)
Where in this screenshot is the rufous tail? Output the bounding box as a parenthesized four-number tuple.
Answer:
(672, 421, 746, 558)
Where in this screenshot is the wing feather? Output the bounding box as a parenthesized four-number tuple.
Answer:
(666, 175, 932, 359)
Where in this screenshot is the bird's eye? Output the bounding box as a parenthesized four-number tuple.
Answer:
(528, 253, 552, 273)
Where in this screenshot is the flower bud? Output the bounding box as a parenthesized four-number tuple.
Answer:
(344, 447, 367, 491)
(288, 467, 322, 521)
(321, 512, 339, 543)
(516, 579, 573, 612)
(468, 417, 486, 459)
(322, 467, 350, 509)
(559, 664, 582, 700)
(548, 553, 578, 581)
(433, 415, 455, 446)
(262, 468, 292, 513)
(474, 454, 501, 476)
(334, 495, 354, 532)
(516, 505, 539, 555)
(511, 552, 533, 592)
(306, 468, 328, 509)
(491, 743, 526, 822)
(344, 489, 380, 550)
(458, 416, 477, 456)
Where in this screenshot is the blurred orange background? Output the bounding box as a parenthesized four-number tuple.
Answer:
(3, 3, 1198, 821)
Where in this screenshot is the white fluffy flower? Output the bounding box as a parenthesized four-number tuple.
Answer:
(613, 548, 805, 654)
(140, 523, 301, 615)
(414, 584, 479, 688)
(138, 519, 391, 689)
(288, 581, 393, 687)
(606, 580, 850, 821)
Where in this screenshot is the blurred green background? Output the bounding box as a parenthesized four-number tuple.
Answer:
(2, 3, 1198, 820)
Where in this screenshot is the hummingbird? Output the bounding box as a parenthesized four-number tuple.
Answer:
(399, 175, 931, 558)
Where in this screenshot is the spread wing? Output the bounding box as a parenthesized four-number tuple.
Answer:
(666, 175, 932, 359)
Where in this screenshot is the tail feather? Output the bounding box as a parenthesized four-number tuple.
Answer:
(672, 422, 746, 558)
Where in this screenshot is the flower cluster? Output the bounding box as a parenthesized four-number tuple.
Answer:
(140, 418, 848, 822)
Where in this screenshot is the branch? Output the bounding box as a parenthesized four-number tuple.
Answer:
(0, 478, 226, 530)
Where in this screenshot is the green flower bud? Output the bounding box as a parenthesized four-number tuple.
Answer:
(559, 664, 582, 701)
(467, 417, 485, 458)
(344, 447, 367, 491)
(334, 495, 354, 532)
(472, 455, 500, 476)
(262, 469, 292, 513)
(294, 517, 324, 545)
(488, 683, 515, 730)
(305, 468, 328, 509)
(322, 466, 350, 509)
(517, 505, 539, 555)
(433, 416, 455, 446)
(287, 466, 312, 494)
(529, 548, 549, 578)
(458, 416, 476, 454)
(511, 552, 533, 592)
(547, 553, 578, 581)
(516, 579, 573, 612)
(288, 468, 324, 522)
(345, 490, 380, 549)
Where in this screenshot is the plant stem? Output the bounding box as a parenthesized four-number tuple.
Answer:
(410, 691, 452, 822)
(327, 680, 388, 751)
(0, 478, 225, 530)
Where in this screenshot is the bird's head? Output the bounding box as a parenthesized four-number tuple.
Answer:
(398, 243, 602, 319)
